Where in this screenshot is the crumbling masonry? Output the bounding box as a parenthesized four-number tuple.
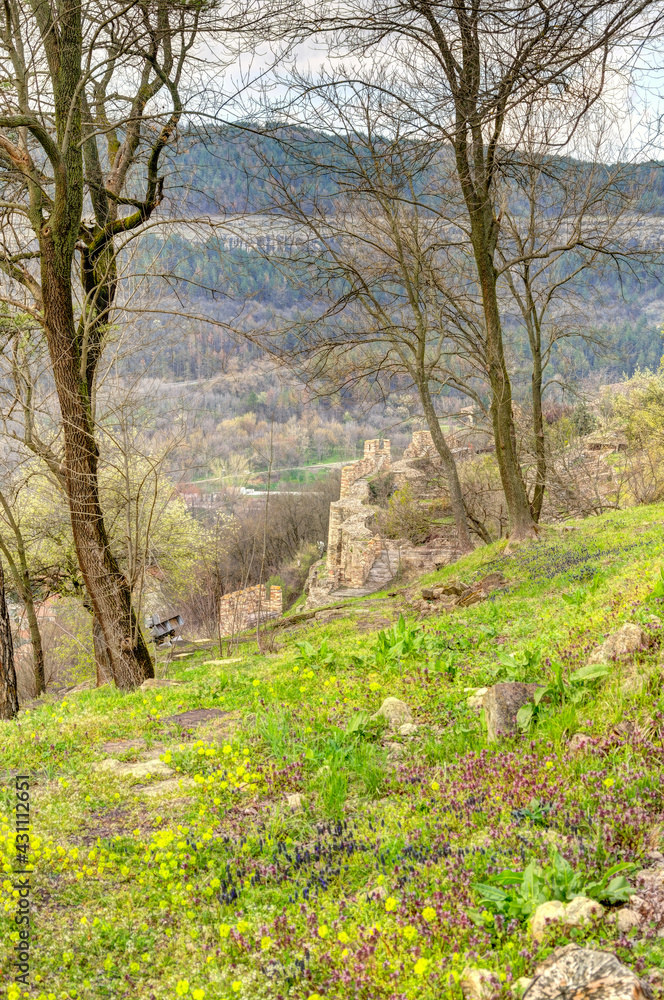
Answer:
(304, 433, 464, 608)
(219, 584, 282, 635)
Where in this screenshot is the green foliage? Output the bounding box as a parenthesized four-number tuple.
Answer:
(516, 662, 609, 731)
(379, 482, 435, 544)
(469, 851, 637, 929)
(371, 614, 425, 669)
(293, 638, 336, 669)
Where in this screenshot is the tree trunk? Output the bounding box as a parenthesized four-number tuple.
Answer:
(0, 499, 46, 696)
(93, 615, 113, 687)
(40, 235, 154, 690)
(473, 244, 538, 541)
(0, 559, 18, 719)
(531, 345, 546, 522)
(417, 376, 474, 553)
(24, 595, 45, 696)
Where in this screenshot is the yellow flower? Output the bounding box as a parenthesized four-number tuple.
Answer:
(232, 983, 241, 994)
(318, 924, 329, 938)
(403, 925, 417, 941)
(176, 981, 190, 995)
(545, 761, 554, 770)
(385, 897, 397, 912)
(430, 780, 440, 791)
(414, 957, 429, 976)
(338, 930, 349, 943)
(192, 990, 205, 1000)
(261, 935, 272, 950)
(253, 679, 260, 687)
(604, 777, 615, 788)
(421, 906, 436, 922)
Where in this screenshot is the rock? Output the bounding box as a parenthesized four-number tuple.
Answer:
(398, 722, 418, 736)
(478, 572, 507, 594)
(456, 590, 484, 607)
(616, 908, 642, 934)
(565, 896, 604, 926)
(467, 687, 489, 711)
(484, 682, 540, 741)
(371, 697, 413, 731)
(635, 867, 664, 889)
(93, 758, 174, 780)
(568, 733, 593, 756)
(513, 979, 534, 995)
(530, 900, 567, 940)
(101, 738, 147, 754)
(139, 678, 181, 690)
(421, 587, 437, 600)
(523, 946, 653, 1000)
(135, 777, 196, 797)
(285, 792, 303, 811)
(441, 583, 466, 597)
(384, 741, 405, 761)
(530, 897, 603, 941)
(162, 708, 228, 729)
(461, 968, 497, 1000)
(646, 851, 664, 863)
(587, 624, 648, 665)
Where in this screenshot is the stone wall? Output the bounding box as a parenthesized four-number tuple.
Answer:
(339, 439, 391, 498)
(306, 432, 463, 607)
(219, 584, 282, 635)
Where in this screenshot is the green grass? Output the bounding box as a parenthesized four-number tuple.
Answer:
(1, 504, 664, 1000)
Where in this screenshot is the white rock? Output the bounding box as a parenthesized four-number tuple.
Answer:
(531, 897, 603, 941)
(564, 896, 604, 926)
(467, 687, 488, 710)
(530, 900, 566, 940)
(461, 967, 496, 1000)
(93, 758, 173, 780)
(512, 978, 533, 994)
(286, 793, 303, 811)
(616, 908, 641, 934)
(371, 697, 413, 731)
(135, 777, 196, 797)
(398, 722, 418, 736)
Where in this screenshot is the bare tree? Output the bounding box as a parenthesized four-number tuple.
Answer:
(0, 556, 18, 718)
(243, 114, 491, 551)
(0, 0, 269, 687)
(268, 0, 660, 539)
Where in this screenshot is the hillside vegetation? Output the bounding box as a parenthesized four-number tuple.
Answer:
(2, 505, 664, 1000)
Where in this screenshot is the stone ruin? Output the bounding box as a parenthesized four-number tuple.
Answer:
(304, 432, 465, 608)
(218, 583, 283, 635)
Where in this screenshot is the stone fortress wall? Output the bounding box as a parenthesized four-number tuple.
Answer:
(304, 430, 465, 608)
(219, 584, 282, 635)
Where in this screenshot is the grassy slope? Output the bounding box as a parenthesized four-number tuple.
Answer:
(1, 504, 664, 1000)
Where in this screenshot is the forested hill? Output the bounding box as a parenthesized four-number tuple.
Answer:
(162, 125, 664, 217)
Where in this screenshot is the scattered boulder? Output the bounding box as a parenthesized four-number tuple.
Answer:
(461, 967, 497, 1000)
(134, 776, 196, 798)
(371, 697, 413, 731)
(483, 682, 540, 741)
(139, 678, 181, 690)
(587, 624, 648, 666)
(398, 722, 418, 736)
(530, 897, 604, 941)
(565, 896, 605, 926)
(93, 758, 173, 780)
(616, 908, 642, 934)
(467, 687, 489, 711)
(568, 732, 594, 756)
(162, 708, 228, 729)
(523, 945, 653, 1000)
(285, 792, 303, 811)
(513, 979, 534, 996)
(530, 900, 566, 940)
(418, 573, 507, 611)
